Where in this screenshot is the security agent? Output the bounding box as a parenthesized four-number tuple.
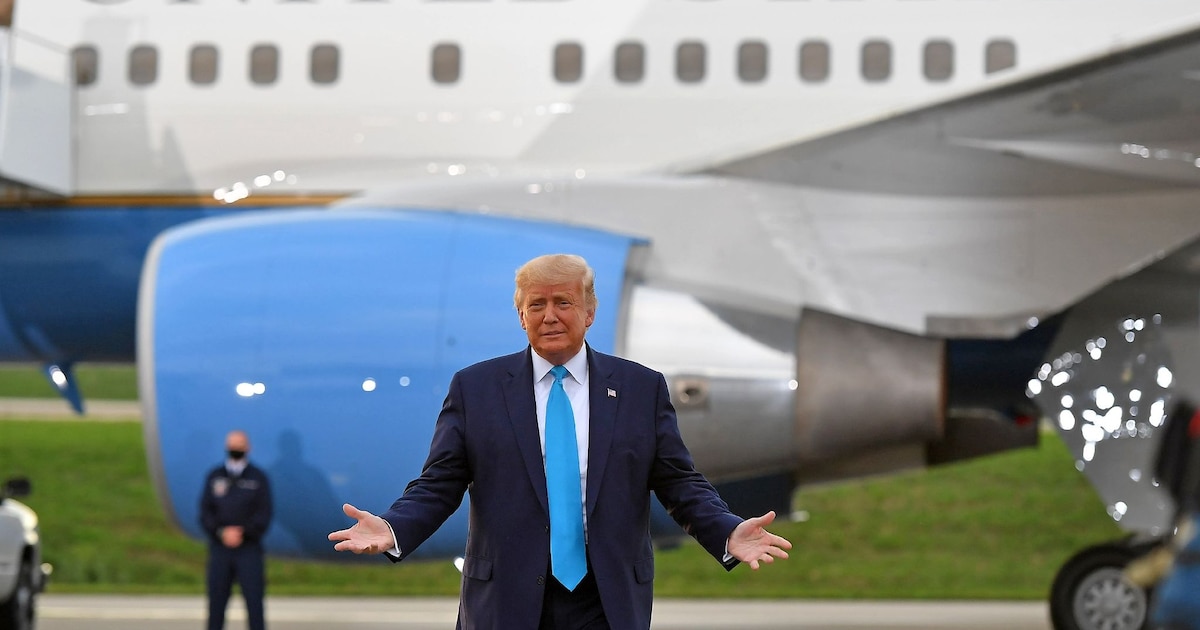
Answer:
(200, 430, 273, 630)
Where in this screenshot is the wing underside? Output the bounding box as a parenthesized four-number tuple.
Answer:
(710, 26, 1200, 198)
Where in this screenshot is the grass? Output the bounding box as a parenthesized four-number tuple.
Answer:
(0, 415, 1123, 599)
(0, 363, 139, 401)
(655, 432, 1123, 599)
(0, 419, 463, 596)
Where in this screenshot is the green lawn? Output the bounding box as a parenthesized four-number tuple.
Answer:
(0, 416, 1122, 599)
(0, 363, 139, 401)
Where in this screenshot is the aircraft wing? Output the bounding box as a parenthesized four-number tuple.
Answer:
(705, 25, 1200, 196)
(709, 25, 1200, 198)
(337, 26, 1200, 340)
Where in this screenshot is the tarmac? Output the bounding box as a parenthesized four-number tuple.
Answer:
(0, 397, 142, 420)
(36, 594, 1051, 629)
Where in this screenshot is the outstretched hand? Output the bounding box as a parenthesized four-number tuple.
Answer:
(328, 503, 394, 555)
(727, 510, 792, 570)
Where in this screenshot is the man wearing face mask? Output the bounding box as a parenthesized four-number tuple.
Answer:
(200, 429, 273, 630)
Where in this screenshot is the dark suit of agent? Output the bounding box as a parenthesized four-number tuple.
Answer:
(200, 430, 273, 630)
(330, 254, 792, 630)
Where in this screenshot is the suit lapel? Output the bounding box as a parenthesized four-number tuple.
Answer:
(586, 347, 618, 519)
(503, 348, 549, 516)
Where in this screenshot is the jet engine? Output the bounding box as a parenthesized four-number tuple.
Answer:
(138, 208, 641, 558)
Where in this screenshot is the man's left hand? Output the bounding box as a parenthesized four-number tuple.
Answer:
(727, 511, 792, 570)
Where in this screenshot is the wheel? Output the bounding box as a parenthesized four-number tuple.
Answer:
(0, 557, 35, 630)
(1050, 543, 1151, 630)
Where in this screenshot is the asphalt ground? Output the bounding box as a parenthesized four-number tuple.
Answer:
(37, 594, 1051, 629)
(0, 397, 141, 420)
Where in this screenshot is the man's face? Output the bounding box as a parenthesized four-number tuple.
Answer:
(519, 280, 595, 365)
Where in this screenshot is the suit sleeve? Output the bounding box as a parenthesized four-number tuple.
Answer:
(647, 373, 744, 569)
(379, 371, 472, 561)
(199, 470, 219, 540)
(244, 469, 273, 542)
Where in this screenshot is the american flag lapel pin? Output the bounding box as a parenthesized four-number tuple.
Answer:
(607, 388, 617, 398)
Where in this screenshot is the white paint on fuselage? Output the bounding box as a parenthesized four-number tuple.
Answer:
(15, 0, 1200, 193)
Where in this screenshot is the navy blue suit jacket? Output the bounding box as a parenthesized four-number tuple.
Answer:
(199, 462, 273, 546)
(380, 346, 742, 630)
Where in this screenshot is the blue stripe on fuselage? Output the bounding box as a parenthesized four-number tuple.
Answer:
(0, 206, 308, 363)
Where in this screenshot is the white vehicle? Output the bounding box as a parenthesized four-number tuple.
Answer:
(0, 478, 46, 630)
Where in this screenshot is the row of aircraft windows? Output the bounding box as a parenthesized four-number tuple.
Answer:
(72, 39, 1017, 88)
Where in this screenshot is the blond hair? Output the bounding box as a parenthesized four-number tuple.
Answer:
(513, 254, 597, 310)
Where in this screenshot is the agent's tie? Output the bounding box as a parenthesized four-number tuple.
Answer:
(546, 365, 586, 590)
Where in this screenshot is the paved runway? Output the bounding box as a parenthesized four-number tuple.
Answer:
(37, 594, 1050, 629)
(0, 397, 141, 420)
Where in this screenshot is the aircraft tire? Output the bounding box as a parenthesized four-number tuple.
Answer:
(1049, 542, 1151, 630)
(0, 556, 34, 630)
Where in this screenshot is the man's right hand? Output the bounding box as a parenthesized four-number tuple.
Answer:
(328, 503, 394, 555)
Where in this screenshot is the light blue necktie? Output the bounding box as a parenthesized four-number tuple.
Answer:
(546, 365, 586, 590)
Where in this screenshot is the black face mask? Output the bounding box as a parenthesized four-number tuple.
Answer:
(227, 449, 247, 461)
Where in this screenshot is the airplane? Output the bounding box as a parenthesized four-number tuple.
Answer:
(1, 0, 1200, 628)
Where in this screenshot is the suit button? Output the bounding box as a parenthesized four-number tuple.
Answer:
(537, 576, 545, 585)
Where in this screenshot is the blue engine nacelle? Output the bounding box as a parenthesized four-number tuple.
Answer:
(138, 208, 643, 560)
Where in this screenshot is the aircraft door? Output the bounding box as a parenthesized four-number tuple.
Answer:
(0, 14, 72, 196)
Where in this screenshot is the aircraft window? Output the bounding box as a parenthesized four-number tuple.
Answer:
(431, 43, 461, 84)
(798, 40, 829, 83)
(554, 42, 583, 83)
(676, 41, 706, 84)
(738, 41, 768, 83)
(613, 41, 644, 84)
(986, 39, 1016, 74)
(72, 46, 99, 87)
(923, 39, 953, 82)
(861, 40, 890, 82)
(129, 45, 158, 86)
(190, 45, 218, 85)
(250, 44, 279, 85)
(311, 44, 339, 84)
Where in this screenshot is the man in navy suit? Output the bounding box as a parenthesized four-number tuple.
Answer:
(329, 254, 791, 630)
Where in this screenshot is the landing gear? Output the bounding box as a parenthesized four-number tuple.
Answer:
(1050, 542, 1153, 630)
